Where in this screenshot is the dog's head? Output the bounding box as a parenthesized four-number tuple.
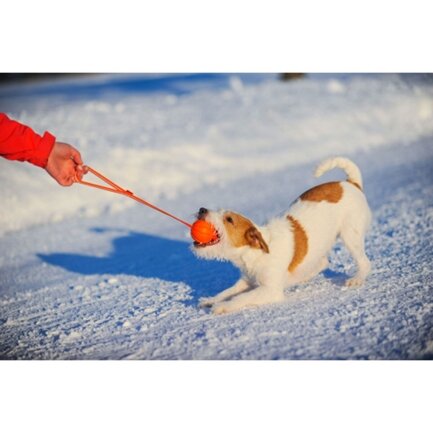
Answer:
(191, 207, 269, 261)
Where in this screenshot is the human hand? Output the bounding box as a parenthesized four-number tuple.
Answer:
(45, 142, 87, 186)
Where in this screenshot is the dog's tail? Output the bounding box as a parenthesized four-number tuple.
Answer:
(314, 157, 363, 190)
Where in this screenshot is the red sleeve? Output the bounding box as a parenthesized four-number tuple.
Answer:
(0, 112, 56, 168)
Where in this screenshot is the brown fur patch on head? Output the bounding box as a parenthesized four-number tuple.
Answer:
(223, 211, 269, 253)
(287, 215, 308, 272)
(300, 181, 343, 203)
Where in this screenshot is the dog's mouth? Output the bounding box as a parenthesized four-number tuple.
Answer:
(193, 230, 221, 248)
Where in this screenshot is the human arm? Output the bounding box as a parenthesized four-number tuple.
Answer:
(0, 113, 86, 186)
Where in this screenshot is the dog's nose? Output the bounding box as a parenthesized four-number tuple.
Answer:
(198, 207, 208, 219)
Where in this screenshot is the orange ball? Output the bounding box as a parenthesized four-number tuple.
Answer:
(190, 220, 218, 244)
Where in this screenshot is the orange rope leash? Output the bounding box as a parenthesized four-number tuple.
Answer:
(76, 166, 192, 228)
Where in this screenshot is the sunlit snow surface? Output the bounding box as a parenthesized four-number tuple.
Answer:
(0, 73, 432, 359)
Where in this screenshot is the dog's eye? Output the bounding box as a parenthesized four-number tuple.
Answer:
(225, 216, 234, 224)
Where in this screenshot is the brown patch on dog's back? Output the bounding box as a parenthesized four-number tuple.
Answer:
(223, 211, 269, 252)
(300, 181, 343, 203)
(287, 215, 308, 273)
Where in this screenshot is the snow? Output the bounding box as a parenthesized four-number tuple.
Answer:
(0, 73, 432, 359)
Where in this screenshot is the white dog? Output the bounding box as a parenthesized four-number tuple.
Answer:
(192, 157, 371, 315)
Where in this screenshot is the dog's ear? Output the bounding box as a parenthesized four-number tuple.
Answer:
(244, 226, 269, 253)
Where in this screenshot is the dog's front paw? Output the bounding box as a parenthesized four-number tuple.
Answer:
(199, 297, 216, 308)
(345, 276, 364, 287)
(212, 302, 231, 315)
(211, 301, 243, 315)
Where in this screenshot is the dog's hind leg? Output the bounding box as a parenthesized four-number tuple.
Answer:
(340, 225, 371, 286)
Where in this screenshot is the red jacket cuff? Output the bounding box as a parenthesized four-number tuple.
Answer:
(28, 131, 56, 168)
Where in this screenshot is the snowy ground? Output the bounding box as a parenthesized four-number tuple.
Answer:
(0, 73, 432, 359)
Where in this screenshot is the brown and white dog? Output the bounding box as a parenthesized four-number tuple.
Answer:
(192, 157, 372, 315)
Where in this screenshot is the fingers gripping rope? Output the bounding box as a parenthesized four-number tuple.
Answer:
(75, 166, 192, 228)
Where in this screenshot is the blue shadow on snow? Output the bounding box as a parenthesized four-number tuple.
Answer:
(0, 73, 272, 100)
(38, 228, 240, 303)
